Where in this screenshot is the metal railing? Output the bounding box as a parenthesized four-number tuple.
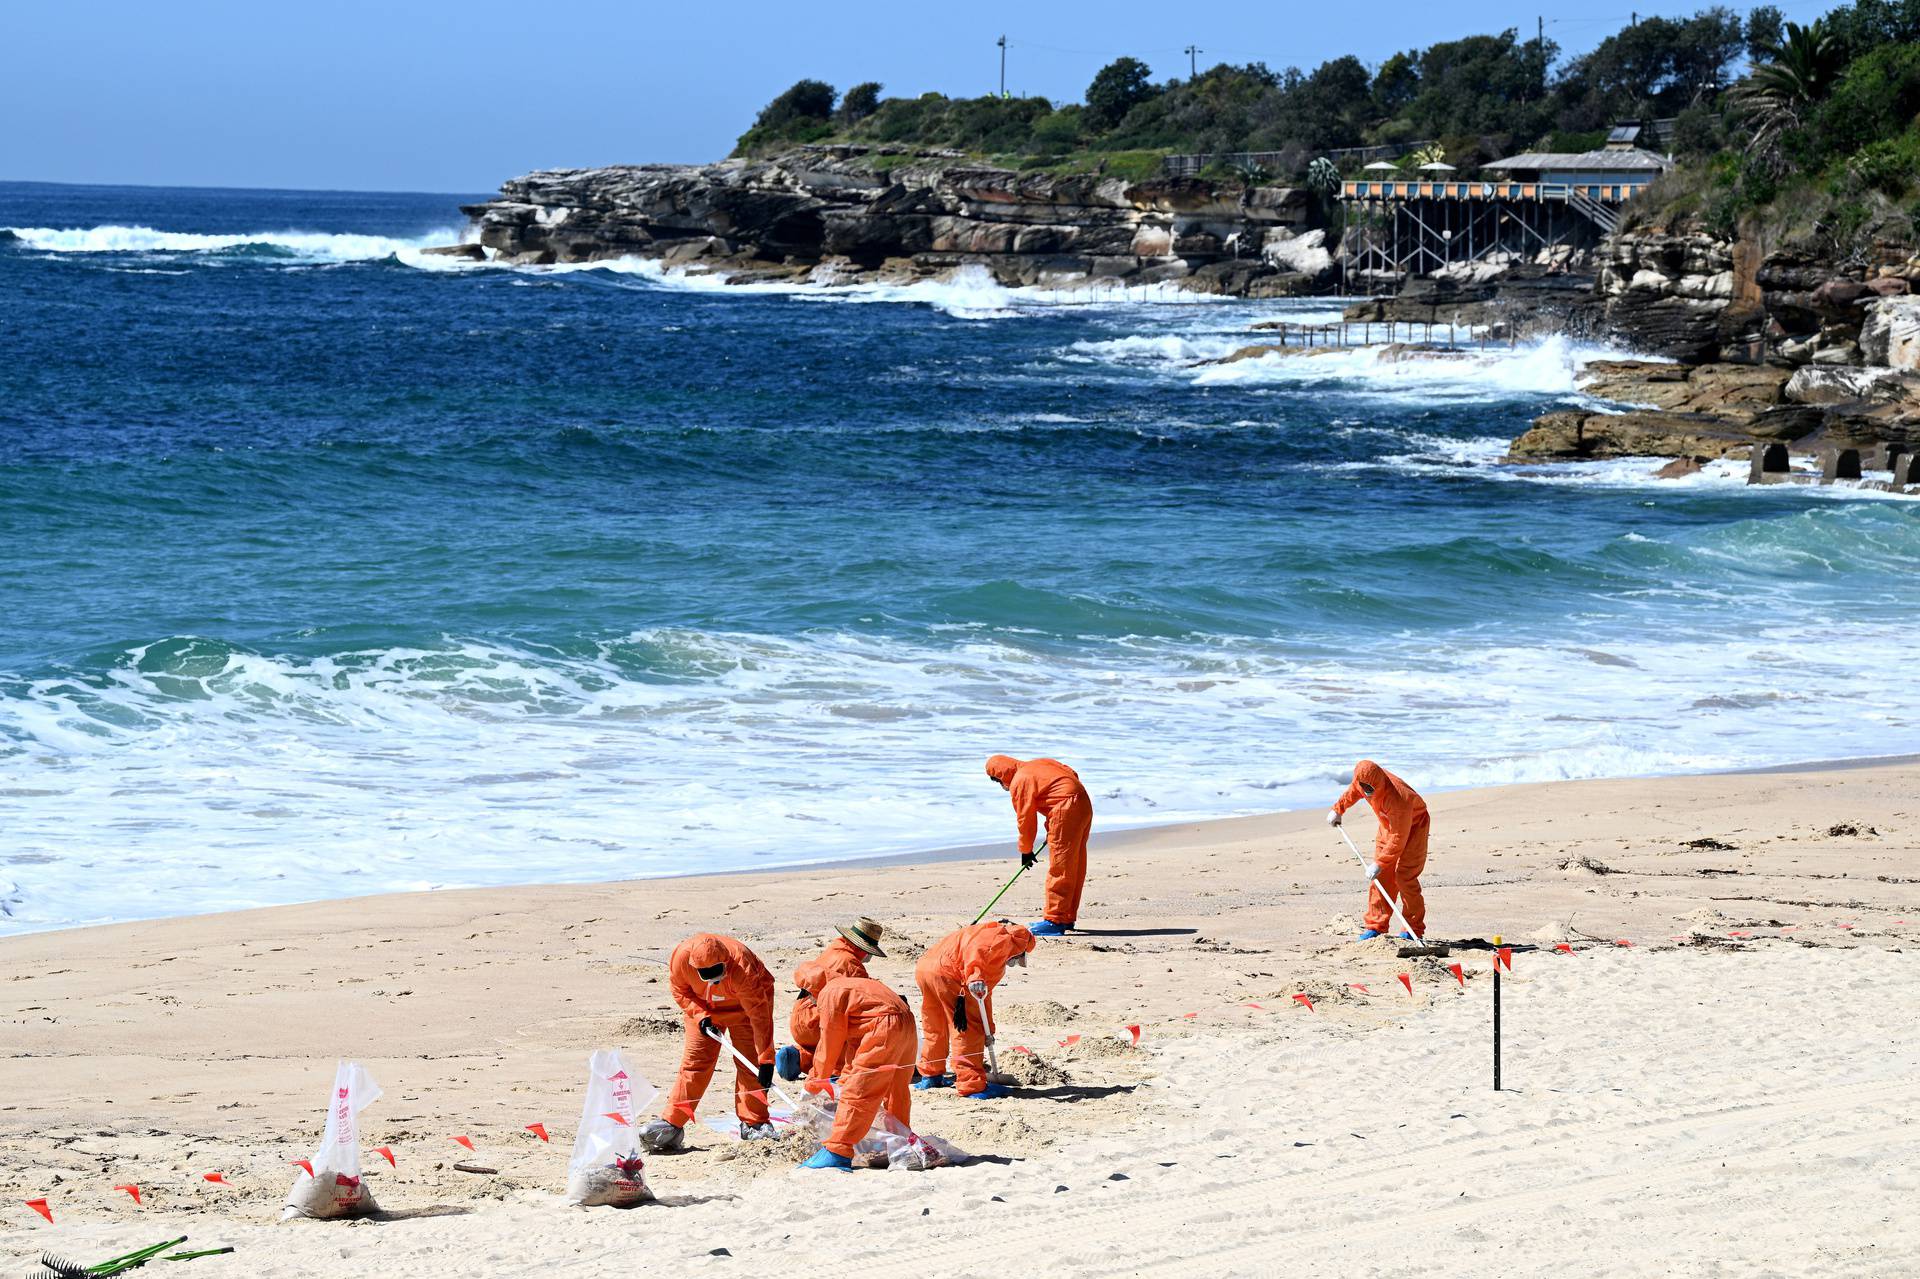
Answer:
(1162, 139, 1436, 179)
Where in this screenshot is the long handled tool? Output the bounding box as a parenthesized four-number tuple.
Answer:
(1337, 824, 1422, 943)
(970, 989, 1002, 1079)
(971, 840, 1045, 924)
(705, 1026, 803, 1113)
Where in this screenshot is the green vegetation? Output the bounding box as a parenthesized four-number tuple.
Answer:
(732, 0, 1918, 252)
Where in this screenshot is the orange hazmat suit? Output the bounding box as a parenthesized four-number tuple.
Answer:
(805, 976, 917, 1159)
(789, 937, 872, 1074)
(663, 933, 777, 1128)
(914, 921, 1036, 1095)
(986, 755, 1094, 927)
(1334, 759, 1431, 936)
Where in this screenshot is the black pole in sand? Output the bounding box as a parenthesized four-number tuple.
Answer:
(1492, 933, 1503, 1091)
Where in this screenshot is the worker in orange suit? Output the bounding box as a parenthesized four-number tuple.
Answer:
(913, 920, 1036, 1099)
(779, 916, 887, 1081)
(639, 933, 779, 1152)
(1328, 759, 1431, 942)
(985, 754, 1093, 936)
(797, 975, 917, 1170)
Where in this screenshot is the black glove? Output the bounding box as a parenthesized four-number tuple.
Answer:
(1021, 851, 1037, 870)
(757, 1062, 774, 1091)
(698, 1016, 716, 1039)
(953, 995, 968, 1032)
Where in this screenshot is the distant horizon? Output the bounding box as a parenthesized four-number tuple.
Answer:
(3, 0, 1839, 192)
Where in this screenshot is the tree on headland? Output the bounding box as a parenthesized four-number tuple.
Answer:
(756, 79, 838, 130)
(841, 82, 884, 124)
(1085, 57, 1156, 130)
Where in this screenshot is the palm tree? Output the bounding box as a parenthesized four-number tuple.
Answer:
(1733, 19, 1844, 156)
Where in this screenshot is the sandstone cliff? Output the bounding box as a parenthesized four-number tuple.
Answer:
(459, 146, 1329, 295)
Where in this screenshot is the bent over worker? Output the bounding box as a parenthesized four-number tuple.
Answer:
(780, 916, 887, 1081)
(641, 932, 779, 1152)
(913, 920, 1036, 1099)
(798, 975, 917, 1170)
(985, 754, 1093, 936)
(1328, 759, 1431, 942)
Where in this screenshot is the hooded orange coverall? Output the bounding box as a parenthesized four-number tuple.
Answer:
(663, 933, 777, 1128)
(805, 976, 917, 1159)
(986, 755, 1093, 927)
(1334, 759, 1431, 936)
(789, 937, 872, 1074)
(914, 922, 1037, 1096)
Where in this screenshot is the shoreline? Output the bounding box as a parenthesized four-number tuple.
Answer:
(3, 758, 1914, 1273)
(9, 747, 1918, 941)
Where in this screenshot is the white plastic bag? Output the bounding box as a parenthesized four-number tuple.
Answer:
(798, 1096, 967, 1170)
(283, 1060, 382, 1220)
(565, 1049, 659, 1208)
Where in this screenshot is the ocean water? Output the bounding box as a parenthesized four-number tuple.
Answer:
(2, 180, 1916, 934)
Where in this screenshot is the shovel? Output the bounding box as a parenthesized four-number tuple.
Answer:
(971, 988, 1016, 1085)
(705, 1026, 804, 1114)
(1338, 825, 1449, 958)
(971, 840, 1045, 924)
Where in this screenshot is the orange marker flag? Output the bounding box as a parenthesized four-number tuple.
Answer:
(201, 1173, 228, 1185)
(1010, 1045, 1034, 1056)
(1614, 939, 1632, 947)
(1447, 963, 1465, 989)
(525, 1123, 550, 1143)
(1495, 947, 1512, 972)
(451, 1136, 475, 1152)
(1058, 1034, 1081, 1047)
(1242, 1001, 1265, 1011)
(1291, 993, 1314, 1011)
(291, 1159, 314, 1178)
(1397, 973, 1412, 994)
(114, 1184, 142, 1205)
(601, 1112, 630, 1126)
(373, 1146, 395, 1167)
(26, 1198, 53, 1223)
(1180, 1011, 1197, 1020)
(1553, 942, 1573, 953)
(1349, 983, 1370, 994)
(1124, 1024, 1142, 1045)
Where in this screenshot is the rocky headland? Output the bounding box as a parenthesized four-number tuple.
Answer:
(455, 146, 1920, 483)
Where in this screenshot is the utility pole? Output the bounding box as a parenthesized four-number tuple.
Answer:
(998, 35, 1007, 98)
(1537, 15, 1546, 96)
(1185, 44, 1202, 78)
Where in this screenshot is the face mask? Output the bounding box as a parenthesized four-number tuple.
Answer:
(696, 964, 726, 984)
(1360, 783, 1375, 797)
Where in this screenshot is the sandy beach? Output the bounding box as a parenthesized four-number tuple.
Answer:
(4, 761, 1917, 1276)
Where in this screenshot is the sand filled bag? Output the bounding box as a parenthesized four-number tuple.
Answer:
(565, 1048, 659, 1208)
(283, 1060, 382, 1220)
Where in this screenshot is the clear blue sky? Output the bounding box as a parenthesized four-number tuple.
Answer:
(4, 0, 1825, 193)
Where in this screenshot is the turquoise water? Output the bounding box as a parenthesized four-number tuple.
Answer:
(3, 180, 1916, 933)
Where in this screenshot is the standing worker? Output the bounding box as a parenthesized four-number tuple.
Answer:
(798, 975, 918, 1170)
(779, 917, 887, 1081)
(640, 932, 780, 1152)
(1327, 759, 1431, 941)
(985, 754, 1093, 936)
(913, 920, 1036, 1099)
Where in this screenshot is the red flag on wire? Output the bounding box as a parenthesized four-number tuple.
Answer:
(1397, 973, 1412, 994)
(373, 1147, 396, 1167)
(201, 1173, 228, 1185)
(451, 1136, 475, 1152)
(1349, 983, 1370, 994)
(114, 1185, 141, 1205)
(25, 1198, 53, 1223)
(602, 1112, 630, 1126)
(525, 1123, 549, 1142)
(1447, 963, 1465, 989)
(1495, 947, 1512, 972)
(1058, 1034, 1081, 1047)
(1124, 1024, 1142, 1045)
(291, 1159, 314, 1178)
(1553, 942, 1573, 953)
(1291, 993, 1315, 1011)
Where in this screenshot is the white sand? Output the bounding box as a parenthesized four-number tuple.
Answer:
(3, 763, 1917, 1274)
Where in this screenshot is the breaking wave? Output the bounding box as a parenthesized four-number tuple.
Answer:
(2, 223, 469, 264)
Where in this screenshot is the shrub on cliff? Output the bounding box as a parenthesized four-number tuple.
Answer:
(734, 79, 839, 155)
(1085, 57, 1157, 130)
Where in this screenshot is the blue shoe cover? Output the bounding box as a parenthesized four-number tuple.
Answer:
(912, 1073, 954, 1090)
(801, 1148, 853, 1170)
(1397, 931, 1416, 940)
(775, 1045, 801, 1081)
(1356, 928, 1384, 941)
(962, 1083, 1011, 1100)
(1028, 920, 1070, 936)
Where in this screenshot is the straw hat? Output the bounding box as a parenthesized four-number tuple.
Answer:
(836, 917, 887, 958)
